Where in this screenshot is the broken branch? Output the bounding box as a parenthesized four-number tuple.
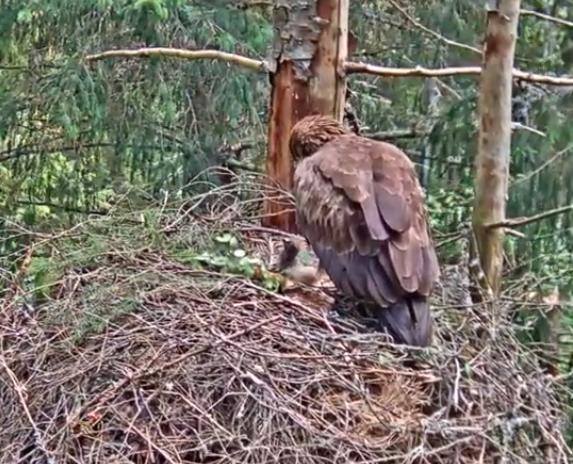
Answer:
(486, 204, 573, 229)
(520, 9, 573, 28)
(511, 121, 546, 137)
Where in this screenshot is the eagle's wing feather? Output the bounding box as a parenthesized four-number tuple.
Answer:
(294, 135, 439, 304)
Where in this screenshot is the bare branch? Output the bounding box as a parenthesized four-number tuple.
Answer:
(344, 61, 573, 86)
(85, 47, 267, 72)
(504, 228, 526, 238)
(513, 69, 573, 86)
(387, 0, 482, 55)
(367, 127, 429, 141)
(486, 204, 573, 229)
(84, 47, 573, 87)
(520, 9, 573, 28)
(434, 78, 463, 100)
(511, 122, 546, 137)
(345, 62, 482, 77)
(512, 144, 573, 186)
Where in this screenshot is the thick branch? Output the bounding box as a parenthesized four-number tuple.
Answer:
(86, 47, 267, 72)
(486, 204, 573, 229)
(520, 9, 573, 28)
(513, 69, 573, 86)
(344, 61, 573, 86)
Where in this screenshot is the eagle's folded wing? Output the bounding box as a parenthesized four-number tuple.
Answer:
(294, 136, 439, 305)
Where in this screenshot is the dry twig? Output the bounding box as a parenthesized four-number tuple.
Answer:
(387, 0, 482, 55)
(520, 9, 573, 28)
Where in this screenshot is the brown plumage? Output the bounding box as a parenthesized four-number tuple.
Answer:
(290, 115, 440, 347)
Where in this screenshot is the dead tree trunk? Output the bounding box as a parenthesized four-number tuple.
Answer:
(471, 0, 521, 297)
(263, 0, 348, 232)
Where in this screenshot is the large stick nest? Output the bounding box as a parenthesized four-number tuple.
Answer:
(0, 171, 570, 463)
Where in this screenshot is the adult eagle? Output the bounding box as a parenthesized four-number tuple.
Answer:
(289, 115, 440, 347)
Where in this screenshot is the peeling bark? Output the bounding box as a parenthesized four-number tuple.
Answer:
(472, 0, 521, 297)
(263, 0, 348, 231)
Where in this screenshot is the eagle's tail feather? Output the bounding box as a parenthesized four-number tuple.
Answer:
(375, 296, 432, 347)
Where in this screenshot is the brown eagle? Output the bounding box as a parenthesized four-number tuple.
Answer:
(289, 115, 440, 347)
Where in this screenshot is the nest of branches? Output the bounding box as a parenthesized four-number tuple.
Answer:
(0, 170, 570, 463)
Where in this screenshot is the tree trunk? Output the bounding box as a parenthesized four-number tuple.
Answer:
(471, 0, 521, 297)
(263, 0, 348, 232)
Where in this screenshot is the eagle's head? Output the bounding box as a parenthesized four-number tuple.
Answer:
(289, 115, 349, 161)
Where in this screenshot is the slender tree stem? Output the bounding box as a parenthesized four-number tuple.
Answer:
(471, 0, 521, 297)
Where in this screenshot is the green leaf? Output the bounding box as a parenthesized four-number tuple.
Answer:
(233, 249, 246, 258)
(210, 256, 228, 268)
(215, 234, 233, 244)
(16, 9, 33, 24)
